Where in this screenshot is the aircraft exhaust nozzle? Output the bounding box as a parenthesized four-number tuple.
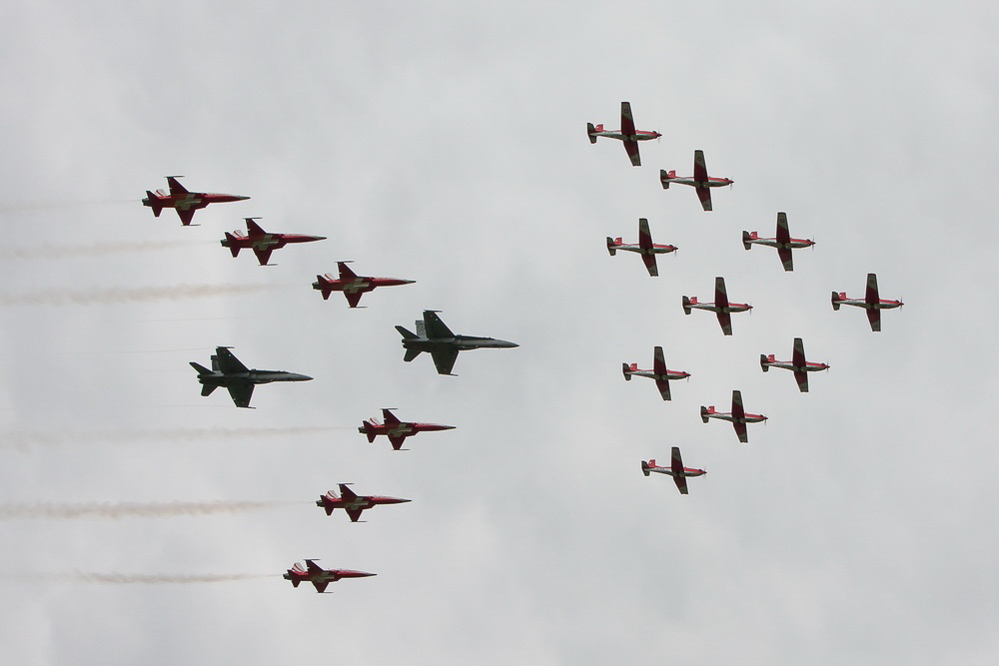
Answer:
(700, 406, 710, 423)
(641, 461, 650, 477)
(606, 237, 617, 256)
(760, 354, 769, 372)
(586, 123, 597, 144)
(622, 363, 632, 380)
(659, 169, 670, 189)
(742, 231, 752, 250)
(831, 291, 842, 311)
(682, 296, 692, 315)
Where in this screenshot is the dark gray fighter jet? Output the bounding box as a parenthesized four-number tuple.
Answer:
(190, 347, 312, 408)
(396, 310, 518, 375)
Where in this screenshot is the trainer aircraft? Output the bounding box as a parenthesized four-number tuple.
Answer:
(587, 102, 661, 167)
(832, 273, 903, 332)
(642, 447, 706, 495)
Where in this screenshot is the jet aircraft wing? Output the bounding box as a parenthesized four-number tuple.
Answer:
(423, 311, 455, 339)
(227, 383, 254, 409)
(338, 484, 358, 501)
(345, 508, 364, 522)
(431, 348, 459, 376)
(245, 219, 266, 236)
(177, 209, 196, 226)
(214, 347, 249, 374)
(313, 580, 330, 593)
(382, 409, 401, 425)
(167, 177, 189, 196)
(338, 262, 358, 280)
(670, 447, 688, 495)
(344, 291, 364, 308)
(253, 248, 274, 266)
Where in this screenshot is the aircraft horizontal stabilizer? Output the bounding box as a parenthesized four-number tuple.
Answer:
(395, 326, 418, 340)
(641, 460, 650, 477)
(586, 123, 597, 144)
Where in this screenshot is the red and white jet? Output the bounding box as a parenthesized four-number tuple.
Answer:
(682, 277, 752, 336)
(760, 337, 829, 393)
(641, 446, 706, 495)
(358, 408, 455, 451)
(622, 345, 690, 401)
(142, 176, 249, 226)
(606, 218, 677, 277)
(743, 212, 815, 272)
(313, 262, 415, 308)
(587, 101, 661, 167)
(701, 390, 767, 443)
(316, 484, 411, 522)
(221, 218, 326, 266)
(659, 150, 733, 211)
(832, 273, 903, 332)
(283, 559, 375, 594)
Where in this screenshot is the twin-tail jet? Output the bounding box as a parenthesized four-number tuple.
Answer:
(606, 218, 677, 277)
(622, 346, 690, 401)
(313, 262, 415, 308)
(832, 273, 903, 332)
(682, 277, 752, 336)
(700, 390, 767, 443)
(358, 408, 456, 450)
(220, 218, 326, 266)
(587, 101, 661, 167)
(761, 337, 829, 393)
(316, 484, 411, 522)
(396, 310, 518, 376)
(743, 212, 815, 272)
(659, 150, 733, 211)
(641, 447, 706, 495)
(189, 347, 312, 408)
(284, 560, 375, 594)
(142, 176, 249, 226)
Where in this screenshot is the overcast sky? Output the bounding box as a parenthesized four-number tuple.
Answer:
(1, 2, 998, 664)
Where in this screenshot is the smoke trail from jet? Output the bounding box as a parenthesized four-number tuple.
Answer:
(0, 283, 277, 307)
(0, 572, 273, 584)
(0, 426, 343, 450)
(0, 200, 136, 214)
(0, 240, 199, 260)
(0, 500, 296, 521)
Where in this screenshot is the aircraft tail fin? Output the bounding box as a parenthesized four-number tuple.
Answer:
(700, 406, 712, 423)
(641, 460, 651, 477)
(622, 363, 635, 380)
(659, 169, 671, 189)
(831, 291, 843, 311)
(224, 233, 240, 257)
(586, 123, 598, 144)
(682, 296, 692, 315)
(145, 192, 163, 217)
(606, 237, 618, 256)
(742, 230, 754, 250)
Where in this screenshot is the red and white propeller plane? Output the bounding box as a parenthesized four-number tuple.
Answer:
(622, 345, 690, 401)
(743, 212, 815, 272)
(142, 176, 249, 226)
(606, 218, 677, 277)
(659, 150, 733, 211)
(761, 337, 829, 393)
(682, 277, 752, 336)
(313, 262, 415, 308)
(221, 218, 326, 266)
(832, 273, 903, 332)
(642, 447, 706, 495)
(358, 408, 456, 451)
(701, 390, 767, 443)
(587, 101, 661, 167)
(316, 484, 411, 522)
(283, 559, 375, 594)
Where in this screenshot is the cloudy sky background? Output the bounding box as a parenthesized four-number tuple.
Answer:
(1, 1, 997, 663)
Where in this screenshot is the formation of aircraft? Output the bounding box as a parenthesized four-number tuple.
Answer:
(743, 212, 815, 272)
(659, 150, 733, 211)
(682, 277, 752, 336)
(396, 310, 518, 376)
(622, 346, 690, 401)
(221, 218, 326, 266)
(316, 484, 411, 521)
(832, 273, 903, 332)
(587, 102, 661, 167)
(761, 337, 829, 393)
(283, 560, 376, 594)
(142, 176, 249, 226)
(313, 262, 415, 308)
(358, 408, 456, 450)
(606, 218, 677, 277)
(642, 447, 706, 495)
(701, 390, 767, 443)
(189, 347, 312, 408)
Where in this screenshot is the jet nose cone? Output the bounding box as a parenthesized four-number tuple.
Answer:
(287, 373, 313, 382)
(234, 195, 251, 201)
(496, 340, 519, 348)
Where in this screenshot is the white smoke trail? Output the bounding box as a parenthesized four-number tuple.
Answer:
(0, 426, 344, 450)
(0, 500, 295, 521)
(0, 572, 274, 584)
(0, 284, 277, 307)
(0, 240, 199, 260)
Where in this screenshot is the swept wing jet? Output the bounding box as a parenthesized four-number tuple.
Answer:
(622, 346, 690, 401)
(700, 390, 767, 443)
(659, 150, 733, 211)
(358, 408, 455, 450)
(313, 262, 415, 308)
(396, 310, 518, 376)
(587, 101, 661, 167)
(831, 273, 903, 332)
(743, 212, 815, 272)
(142, 176, 249, 226)
(606, 218, 677, 277)
(316, 484, 411, 522)
(761, 337, 829, 393)
(682, 277, 752, 336)
(221, 218, 326, 265)
(641, 447, 706, 495)
(283, 559, 375, 594)
(189, 347, 312, 408)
